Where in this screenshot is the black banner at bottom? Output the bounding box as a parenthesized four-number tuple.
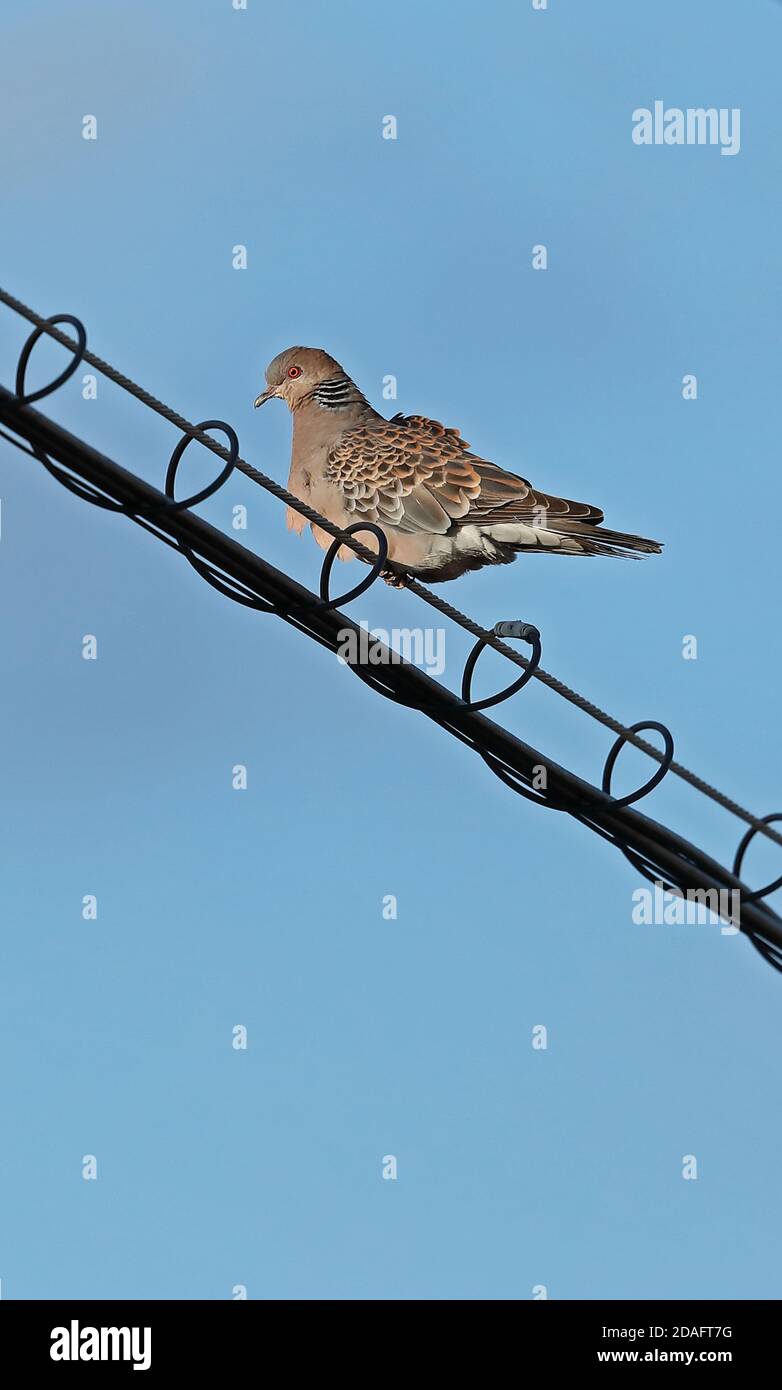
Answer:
(0, 1298, 773, 1375)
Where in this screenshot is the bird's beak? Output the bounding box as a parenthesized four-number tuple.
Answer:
(254, 386, 279, 408)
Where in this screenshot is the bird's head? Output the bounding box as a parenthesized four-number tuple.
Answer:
(254, 346, 348, 411)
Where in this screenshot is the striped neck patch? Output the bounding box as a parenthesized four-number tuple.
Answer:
(312, 376, 359, 409)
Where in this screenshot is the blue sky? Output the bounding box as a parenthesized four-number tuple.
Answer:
(1, 0, 781, 1299)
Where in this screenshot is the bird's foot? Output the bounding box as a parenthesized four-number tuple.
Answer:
(380, 568, 410, 589)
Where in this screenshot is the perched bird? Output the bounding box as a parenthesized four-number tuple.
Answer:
(254, 347, 661, 585)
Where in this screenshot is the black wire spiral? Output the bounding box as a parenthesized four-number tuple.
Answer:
(6, 312, 781, 969)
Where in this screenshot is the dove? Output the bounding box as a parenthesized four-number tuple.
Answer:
(254, 347, 661, 584)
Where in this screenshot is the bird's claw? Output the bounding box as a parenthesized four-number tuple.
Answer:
(380, 568, 410, 589)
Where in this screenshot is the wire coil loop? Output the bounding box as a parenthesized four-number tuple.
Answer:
(317, 522, 389, 609)
(461, 622, 541, 714)
(15, 314, 87, 405)
(602, 720, 674, 809)
(164, 420, 239, 510)
(733, 813, 782, 903)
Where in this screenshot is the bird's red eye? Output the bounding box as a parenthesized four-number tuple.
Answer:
(287, 365, 302, 379)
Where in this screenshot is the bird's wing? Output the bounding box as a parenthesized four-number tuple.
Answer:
(324, 414, 603, 536)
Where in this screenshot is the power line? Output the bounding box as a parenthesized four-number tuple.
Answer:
(1, 295, 781, 975)
(1, 286, 779, 852)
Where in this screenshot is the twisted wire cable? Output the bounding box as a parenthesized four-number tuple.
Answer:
(1, 286, 780, 858)
(2, 363, 781, 971)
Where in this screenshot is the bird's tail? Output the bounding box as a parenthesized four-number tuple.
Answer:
(549, 521, 662, 558)
(484, 519, 663, 559)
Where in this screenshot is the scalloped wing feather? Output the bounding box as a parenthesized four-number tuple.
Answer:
(324, 416, 604, 537)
